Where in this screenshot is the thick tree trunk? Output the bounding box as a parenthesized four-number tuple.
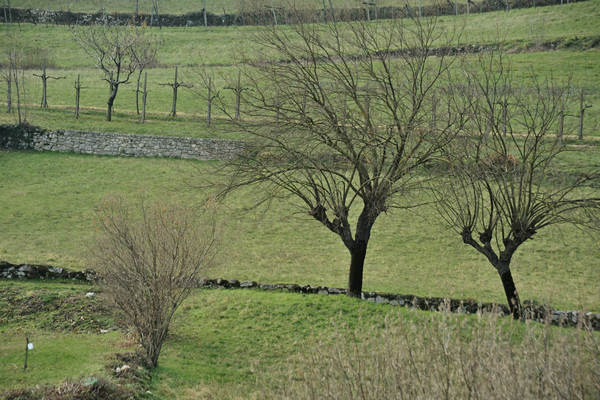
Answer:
(498, 266, 521, 319)
(348, 240, 367, 298)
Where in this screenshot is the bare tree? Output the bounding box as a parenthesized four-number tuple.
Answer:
(433, 51, 600, 318)
(7, 48, 25, 125)
(159, 66, 192, 117)
(134, 30, 159, 116)
(91, 197, 218, 368)
(213, 13, 466, 297)
(33, 66, 65, 109)
(72, 22, 158, 121)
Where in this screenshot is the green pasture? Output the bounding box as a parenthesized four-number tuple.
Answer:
(0, 50, 598, 138)
(0, 280, 564, 398)
(15, 0, 488, 15)
(0, 151, 598, 311)
(2, 1, 599, 68)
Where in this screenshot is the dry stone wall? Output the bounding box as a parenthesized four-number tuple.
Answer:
(2, 260, 598, 331)
(0, 124, 244, 160)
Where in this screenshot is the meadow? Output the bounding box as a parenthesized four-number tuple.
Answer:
(1, 1, 599, 398)
(2, 1, 600, 137)
(15, 0, 485, 15)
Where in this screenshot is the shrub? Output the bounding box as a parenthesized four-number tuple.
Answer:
(91, 197, 217, 368)
(262, 311, 600, 399)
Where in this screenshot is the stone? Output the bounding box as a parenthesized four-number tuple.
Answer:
(85, 292, 95, 298)
(116, 365, 131, 374)
(240, 281, 257, 288)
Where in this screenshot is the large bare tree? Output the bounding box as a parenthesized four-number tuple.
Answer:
(433, 51, 600, 318)
(72, 22, 158, 121)
(214, 13, 467, 297)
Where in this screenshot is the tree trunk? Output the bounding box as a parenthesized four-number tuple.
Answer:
(107, 85, 118, 122)
(6, 68, 11, 113)
(498, 266, 521, 319)
(141, 72, 147, 123)
(136, 71, 142, 115)
(41, 77, 47, 108)
(348, 240, 368, 298)
(75, 74, 80, 119)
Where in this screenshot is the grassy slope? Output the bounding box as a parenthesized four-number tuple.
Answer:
(0, 280, 130, 390)
(1, 1, 599, 137)
(16, 0, 480, 15)
(1, 151, 598, 311)
(0, 50, 598, 138)
(2, 2, 600, 68)
(0, 280, 536, 398)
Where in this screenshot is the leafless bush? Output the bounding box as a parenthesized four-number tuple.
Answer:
(262, 311, 600, 399)
(90, 197, 217, 368)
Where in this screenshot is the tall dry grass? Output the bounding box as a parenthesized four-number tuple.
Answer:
(262, 311, 600, 400)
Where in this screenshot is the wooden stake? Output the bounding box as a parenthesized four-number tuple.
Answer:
(141, 71, 148, 123)
(75, 74, 81, 119)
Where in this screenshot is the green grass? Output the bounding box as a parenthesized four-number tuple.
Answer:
(2, 1, 600, 68)
(1, 49, 599, 138)
(15, 0, 463, 15)
(0, 151, 598, 311)
(2, 281, 593, 398)
(0, 280, 533, 398)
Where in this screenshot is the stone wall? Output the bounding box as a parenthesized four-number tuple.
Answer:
(0, 0, 586, 27)
(0, 124, 244, 160)
(2, 260, 598, 330)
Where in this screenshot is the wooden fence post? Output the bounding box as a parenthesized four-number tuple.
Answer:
(140, 72, 148, 123)
(74, 74, 81, 119)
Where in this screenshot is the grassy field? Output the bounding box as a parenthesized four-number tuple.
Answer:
(1, 1, 600, 137)
(1, 151, 598, 311)
(16, 0, 477, 15)
(3, 280, 589, 399)
(0, 49, 599, 139)
(0, 1, 599, 398)
(2, 1, 600, 68)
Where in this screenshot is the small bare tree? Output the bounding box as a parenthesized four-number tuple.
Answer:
(159, 66, 192, 117)
(91, 197, 218, 367)
(433, 51, 600, 318)
(212, 12, 467, 297)
(7, 48, 26, 125)
(33, 66, 65, 109)
(72, 22, 158, 121)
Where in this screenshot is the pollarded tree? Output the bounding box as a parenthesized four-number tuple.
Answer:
(214, 11, 468, 297)
(433, 51, 600, 318)
(72, 22, 158, 121)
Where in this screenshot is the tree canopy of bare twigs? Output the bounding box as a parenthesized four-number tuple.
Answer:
(213, 12, 467, 297)
(91, 197, 217, 368)
(433, 50, 600, 318)
(72, 21, 158, 121)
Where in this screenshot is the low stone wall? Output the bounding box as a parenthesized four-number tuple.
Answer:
(0, 260, 96, 281)
(0, 124, 244, 160)
(0, 0, 586, 27)
(1, 260, 598, 330)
